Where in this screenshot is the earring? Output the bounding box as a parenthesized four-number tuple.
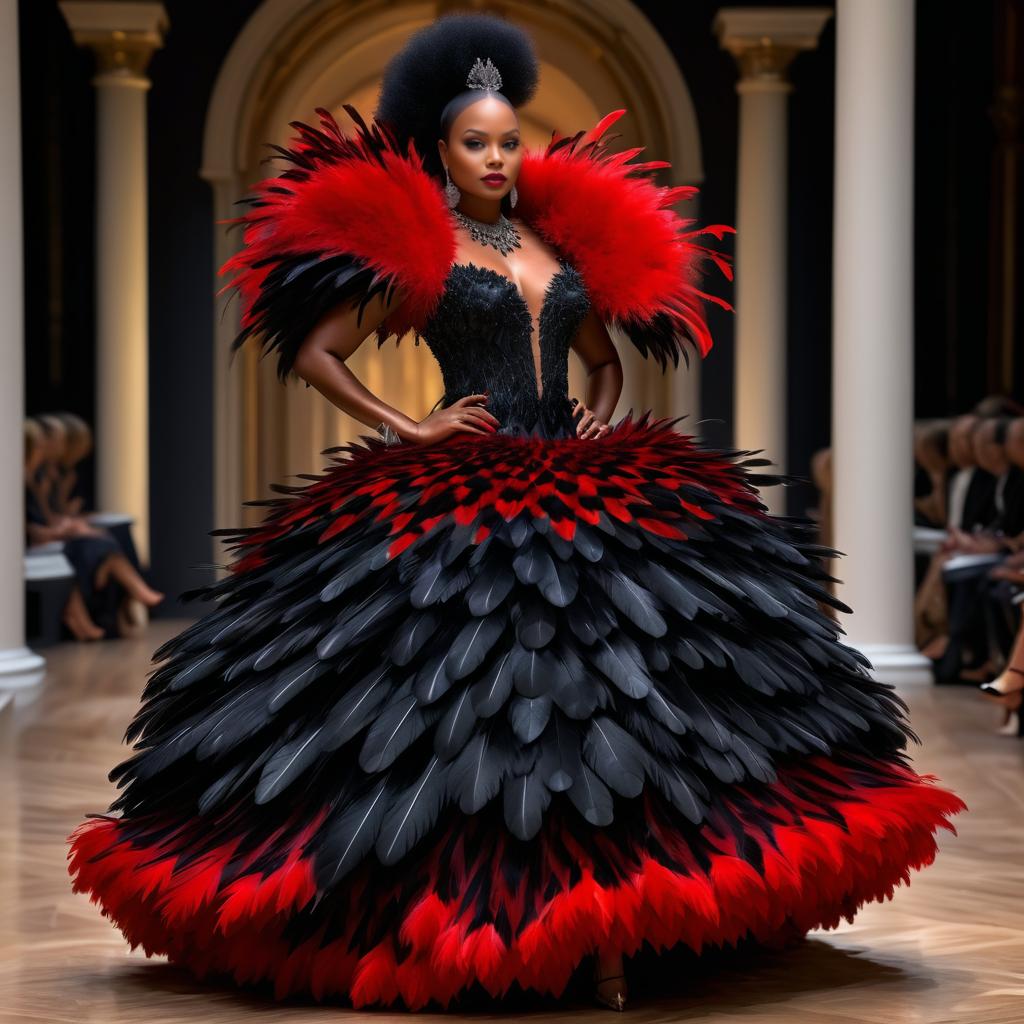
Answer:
(510, 183, 518, 209)
(444, 165, 461, 209)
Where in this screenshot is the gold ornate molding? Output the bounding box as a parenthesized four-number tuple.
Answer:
(713, 7, 832, 86)
(59, 2, 169, 81)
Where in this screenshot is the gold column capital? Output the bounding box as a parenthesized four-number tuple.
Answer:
(59, 2, 169, 83)
(713, 7, 832, 88)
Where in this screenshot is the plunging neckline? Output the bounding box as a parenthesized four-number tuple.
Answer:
(447, 260, 573, 401)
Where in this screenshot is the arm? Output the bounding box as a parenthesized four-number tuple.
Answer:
(292, 289, 499, 444)
(569, 307, 623, 439)
(57, 468, 79, 515)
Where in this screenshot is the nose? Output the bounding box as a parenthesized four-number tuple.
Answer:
(486, 145, 503, 167)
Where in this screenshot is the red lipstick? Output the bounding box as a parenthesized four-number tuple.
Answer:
(481, 173, 507, 186)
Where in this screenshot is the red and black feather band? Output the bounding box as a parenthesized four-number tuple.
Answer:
(217, 105, 734, 378)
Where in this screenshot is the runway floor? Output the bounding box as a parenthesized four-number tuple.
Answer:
(1, 618, 1020, 1023)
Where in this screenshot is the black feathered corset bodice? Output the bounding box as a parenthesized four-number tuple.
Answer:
(420, 259, 590, 439)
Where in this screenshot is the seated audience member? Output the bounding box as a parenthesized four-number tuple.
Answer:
(24, 416, 164, 640)
(945, 414, 997, 532)
(948, 417, 1024, 545)
(932, 417, 1024, 682)
(915, 414, 996, 650)
(52, 411, 91, 516)
(28, 413, 68, 522)
(977, 552, 1024, 736)
(914, 420, 953, 528)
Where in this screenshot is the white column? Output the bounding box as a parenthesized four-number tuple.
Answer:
(832, 0, 928, 685)
(0, 0, 45, 692)
(59, 2, 169, 566)
(715, 9, 831, 513)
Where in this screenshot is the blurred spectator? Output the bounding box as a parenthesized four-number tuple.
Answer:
(931, 417, 1024, 682)
(52, 411, 92, 517)
(914, 419, 953, 527)
(24, 414, 164, 640)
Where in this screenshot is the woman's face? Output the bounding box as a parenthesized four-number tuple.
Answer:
(438, 95, 522, 207)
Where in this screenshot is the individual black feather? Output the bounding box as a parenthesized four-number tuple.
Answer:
(583, 716, 646, 797)
(255, 724, 327, 803)
(434, 688, 477, 760)
(566, 598, 601, 646)
(509, 694, 552, 743)
(567, 762, 614, 826)
(195, 685, 276, 761)
(671, 680, 732, 753)
(503, 762, 552, 840)
(470, 649, 515, 717)
(511, 645, 558, 699)
(317, 585, 397, 658)
(448, 730, 507, 813)
(413, 654, 452, 705)
(358, 691, 428, 772)
(645, 683, 692, 736)
(649, 760, 707, 824)
(512, 540, 556, 587)
(317, 776, 391, 886)
(571, 523, 604, 562)
(516, 601, 557, 649)
(642, 561, 713, 621)
(727, 731, 777, 783)
(375, 756, 448, 865)
(318, 549, 376, 602)
(731, 573, 791, 618)
(537, 713, 582, 791)
(409, 554, 467, 608)
(390, 609, 441, 667)
(444, 609, 507, 680)
(167, 648, 229, 692)
(321, 664, 390, 751)
(197, 763, 246, 815)
(547, 645, 595, 719)
(465, 561, 516, 616)
(267, 653, 332, 712)
(538, 554, 578, 607)
(588, 634, 652, 699)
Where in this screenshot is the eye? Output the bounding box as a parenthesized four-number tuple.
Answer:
(503, 139, 520, 150)
(464, 140, 484, 150)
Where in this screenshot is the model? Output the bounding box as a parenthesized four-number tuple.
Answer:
(68, 13, 965, 1012)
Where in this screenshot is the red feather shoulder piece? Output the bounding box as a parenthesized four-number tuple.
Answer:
(218, 105, 455, 378)
(516, 109, 734, 367)
(218, 106, 732, 378)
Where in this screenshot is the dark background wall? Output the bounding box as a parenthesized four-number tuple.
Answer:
(20, 0, 1004, 613)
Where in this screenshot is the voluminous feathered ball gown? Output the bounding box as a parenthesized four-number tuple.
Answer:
(67, 108, 965, 1009)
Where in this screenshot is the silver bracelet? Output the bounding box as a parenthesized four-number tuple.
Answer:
(376, 421, 402, 446)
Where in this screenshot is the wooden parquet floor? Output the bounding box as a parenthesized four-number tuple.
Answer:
(0, 619, 1020, 1023)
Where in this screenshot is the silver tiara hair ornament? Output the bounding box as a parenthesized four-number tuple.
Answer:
(467, 56, 502, 91)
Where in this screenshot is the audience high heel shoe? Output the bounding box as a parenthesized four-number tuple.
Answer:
(979, 666, 1024, 702)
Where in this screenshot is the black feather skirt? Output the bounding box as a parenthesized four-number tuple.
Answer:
(67, 413, 964, 1008)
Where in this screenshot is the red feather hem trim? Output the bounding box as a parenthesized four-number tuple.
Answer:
(68, 757, 963, 1009)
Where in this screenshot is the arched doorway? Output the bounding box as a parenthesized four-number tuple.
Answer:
(202, 0, 704, 541)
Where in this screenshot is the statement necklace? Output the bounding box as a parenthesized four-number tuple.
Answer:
(451, 208, 522, 257)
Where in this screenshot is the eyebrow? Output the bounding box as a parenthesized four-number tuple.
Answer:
(461, 127, 520, 137)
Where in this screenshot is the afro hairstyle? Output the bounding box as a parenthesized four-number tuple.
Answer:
(374, 12, 539, 180)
